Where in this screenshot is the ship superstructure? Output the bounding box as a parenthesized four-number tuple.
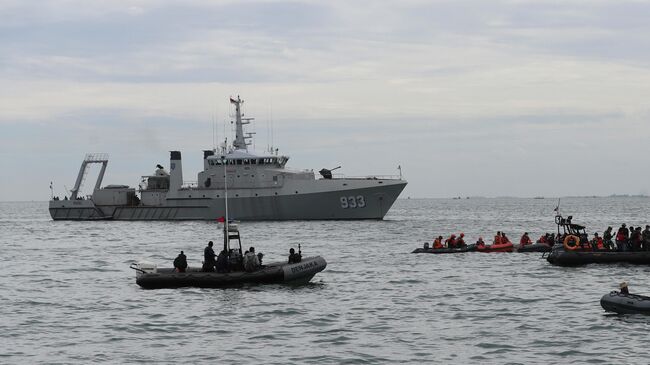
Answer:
(49, 96, 407, 220)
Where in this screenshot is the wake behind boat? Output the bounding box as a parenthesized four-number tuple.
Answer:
(49, 96, 406, 221)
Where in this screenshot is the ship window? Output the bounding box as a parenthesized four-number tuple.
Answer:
(251, 159, 257, 165)
(243, 159, 249, 165)
(272, 158, 277, 165)
(273, 176, 278, 182)
(236, 159, 242, 165)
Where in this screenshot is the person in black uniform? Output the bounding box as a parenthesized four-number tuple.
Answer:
(173, 251, 188, 273)
(203, 241, 216, 272)
(288, 247, 302, 264)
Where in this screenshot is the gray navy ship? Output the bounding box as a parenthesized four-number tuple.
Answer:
(49, 96, 407, 221)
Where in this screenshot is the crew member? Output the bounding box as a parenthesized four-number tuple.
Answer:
(616, 224, 629, 251)
(445, 234, 457, 248)
(173, 251, 188, 273)
(643, 225, 650, 251)
(501, 233, 511, 244)
(288, 248, 302, 264)
(215, 250, 229, 273)
(456, 233, 466, 247)
(476, 237, 486, 250)
(203, 241, 216, 272)
(520, 232, 532, 246)
(243, 247, 261, 272)
(591, 233, 604, 250)
(433, 236, 444, 249)
(620, 281, 629, 295)
(603, 227, 614, 250)
(494, 232, 502, 245)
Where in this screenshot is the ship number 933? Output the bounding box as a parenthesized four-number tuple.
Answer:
(340, 196, 366, 209)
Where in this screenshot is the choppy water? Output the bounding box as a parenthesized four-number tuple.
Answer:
(2, 197, 650, 364)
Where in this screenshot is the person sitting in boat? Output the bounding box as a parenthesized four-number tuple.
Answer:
(493, 232, 502, 245)
(456, 233, 466, 248)
(641, 225, 650, 251)
(501, 233, 511, 244)
(445, 234, 457, 248)
(519, 232, 532, 246)
(476, 237, 486, 250)
(288, 248, 302, 264)
(202, 241, 217, 272)
(619, 281, 629, 295)
(243, 247, 261, 272)
(537, 233, 548, 244)
(616, 224, 629, 252)
(591, 233, 605, 251)
(215, 250, 229, 273)
(173, 251, 188, 273)
(433, 236, 444, 249)
(155, 164, 169, 176)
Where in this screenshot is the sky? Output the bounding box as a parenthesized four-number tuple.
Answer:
(1, 0, 650, 201)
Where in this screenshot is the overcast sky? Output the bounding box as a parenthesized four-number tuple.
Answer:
(2, 0, 650, 201)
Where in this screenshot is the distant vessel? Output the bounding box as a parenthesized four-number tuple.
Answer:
(49, 96, 407, 220)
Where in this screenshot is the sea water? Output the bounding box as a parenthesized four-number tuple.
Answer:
(1, 197, 650, 364)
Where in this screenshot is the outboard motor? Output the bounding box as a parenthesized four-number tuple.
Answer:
(319, 166, 341, 179)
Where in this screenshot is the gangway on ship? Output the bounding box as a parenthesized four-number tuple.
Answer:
(70, 153, 109, 199)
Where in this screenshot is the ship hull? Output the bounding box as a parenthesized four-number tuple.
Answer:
(49, 181, 406, 221)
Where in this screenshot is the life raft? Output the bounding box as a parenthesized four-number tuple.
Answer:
(477, 242, 514, 253)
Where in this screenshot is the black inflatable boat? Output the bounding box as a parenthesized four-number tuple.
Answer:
(516, 243, 552, 253)
(601, 291, 650, 315)
(130, 256, 327, 289)
(546, 247, 650, 266)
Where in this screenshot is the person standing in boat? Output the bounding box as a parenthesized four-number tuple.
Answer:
(616, 224, 629, 252)
(642, 225, 650, 251)
(243, 247, 261, 272)
(603, 227, 614, 250)
(173, 251, 188, 273)
(203, 241, 217, 272)
(519, 232, 532, 247)
(631, 227, 643, 251)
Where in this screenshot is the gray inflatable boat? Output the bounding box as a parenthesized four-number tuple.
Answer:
(600, 291, 650, 315)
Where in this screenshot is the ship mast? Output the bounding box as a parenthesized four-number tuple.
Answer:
(230, 95, 254, 151)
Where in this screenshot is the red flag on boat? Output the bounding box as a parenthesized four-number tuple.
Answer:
(216, 216, 225, 222)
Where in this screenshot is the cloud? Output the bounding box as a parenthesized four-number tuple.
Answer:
(2, 0, 650, 200)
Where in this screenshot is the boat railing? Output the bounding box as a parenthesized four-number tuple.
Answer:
(324, 174, 403, 180)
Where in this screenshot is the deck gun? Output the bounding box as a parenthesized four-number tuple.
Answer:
(319, 166, 341, 179)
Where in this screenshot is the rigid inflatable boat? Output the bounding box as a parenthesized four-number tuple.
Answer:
(600, 291, 650, 315)
(130, 256, 327, 289)
(412, 244, 476, 254)
(546, 248, 650, 266)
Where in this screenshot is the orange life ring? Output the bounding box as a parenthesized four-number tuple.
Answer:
(563, 235, 580, 250)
